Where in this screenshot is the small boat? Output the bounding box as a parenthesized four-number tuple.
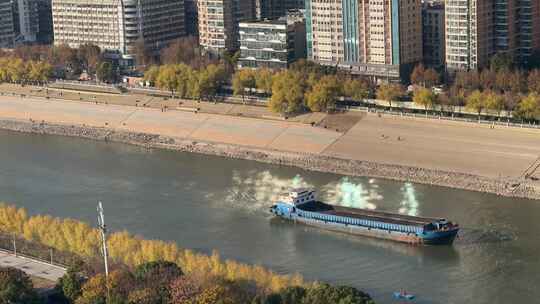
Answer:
(393, 291, 415, 300)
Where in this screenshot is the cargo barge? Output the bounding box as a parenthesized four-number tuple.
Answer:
(270, 189, 459, 245)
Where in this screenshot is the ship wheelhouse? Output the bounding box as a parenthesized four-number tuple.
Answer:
(279, 188, 316, 206)
(423, 219, 457, 232)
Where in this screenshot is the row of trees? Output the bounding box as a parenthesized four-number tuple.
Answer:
(0, 43, 117, 82)
(450, 68, 540, 96)
(136, 36, 242, 75)
(461, 90, 540, 121)
(372, 80, 540, 121)
(51, 261, 374, 304)
(0, 203, 302, 293)
(4, 36, 225, 76)
(409, 52, 540, 92)
(144, 63, 228, 101)
(377, 60, 539, 121)
(0, 57, 52, 84)
(231, 62, 372, 114)
(2, 44, 101, 74)
(439, 56, 540, 120)
(408, 88, 540, 121)
(0, 204, 375, 304)
(410, 64, 440, 88)
(268, 71, 370, 114)
(158, 36, 219, 70)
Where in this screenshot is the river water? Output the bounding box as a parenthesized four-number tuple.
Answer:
(1, 129, 538, 304)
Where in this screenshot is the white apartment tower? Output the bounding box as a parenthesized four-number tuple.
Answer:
(52, 0, 185, 59)
(445, 0, 493, 71)
(445, 0, 540, 71)
(198, 0, 255, 55)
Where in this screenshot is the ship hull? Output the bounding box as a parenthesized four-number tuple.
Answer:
(294, 215, 424, 244)
(420, 229, 459, 245)
(271, 205, 458, 245)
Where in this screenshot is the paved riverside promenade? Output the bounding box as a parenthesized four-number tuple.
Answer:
(0, 95, 539, 182)
(0, 250, 66, 282)
(323, 114, 540, 179)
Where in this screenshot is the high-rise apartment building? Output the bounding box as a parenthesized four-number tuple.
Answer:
(493, 0, 517, 55)
(255, 0, 282, 19)
(445, 0, 493, 71)
(306, 0, 422, 81)
(517, 0, 540, 62)
(446, 0, 540, 71)
(422, 1, 445, 69)
(0, 0, 15, 47)
(284, 0, 304, 10)
(184, 0, 198, 37)
(254, 0, 305, 19)
(0, 0, 52, 46)
(16, 0, 39, 42)
(198, 0, 255, 55)
(36, 0, 53, 43)
(306, 0, 342, 63)
(52, 0, 185, 60)
(493, 0, 540, 64)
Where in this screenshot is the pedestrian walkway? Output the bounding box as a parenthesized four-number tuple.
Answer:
(0, 250, 66, 282)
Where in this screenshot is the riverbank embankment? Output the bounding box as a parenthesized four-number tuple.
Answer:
(1, 116, 538, 200)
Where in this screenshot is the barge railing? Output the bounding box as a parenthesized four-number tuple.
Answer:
(295, 209, 424, 234)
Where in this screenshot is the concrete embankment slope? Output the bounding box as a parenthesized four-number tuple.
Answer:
(0, 96, 341, 153)
(0, 96, 539, 200)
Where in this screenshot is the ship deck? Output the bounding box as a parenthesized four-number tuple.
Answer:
(298, 201, 441, 227)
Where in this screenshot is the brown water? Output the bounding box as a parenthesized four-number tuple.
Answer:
(0, 129, 538, 304)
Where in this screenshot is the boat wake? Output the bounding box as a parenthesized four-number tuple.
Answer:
(220, 171, 311, 213)
(221, 171, 386, 214)
(455, 227, 516, 245)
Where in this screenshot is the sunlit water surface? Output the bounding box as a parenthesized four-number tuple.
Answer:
(1, 130, 539, 304)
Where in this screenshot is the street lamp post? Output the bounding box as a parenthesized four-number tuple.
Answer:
(97, 202, 109, 277)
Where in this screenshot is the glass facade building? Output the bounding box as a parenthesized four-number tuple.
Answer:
(238, 12, 306, 69)
(0, 0, 14, 48)
(342, 0, 358, 63)
(422, 1, 445, 69)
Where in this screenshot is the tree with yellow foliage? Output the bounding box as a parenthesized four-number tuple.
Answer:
(376, 83, 405, 108)
(27, 61, 53, 84)
(0, 203, 27, 235)
(0, 204, 304, 293)
(269, 70, 305, 114)
(305, 75, 341, 112)
(255, 68, 274, 94)
(232, 69, 256, 101)
(413, 87, 437, 113)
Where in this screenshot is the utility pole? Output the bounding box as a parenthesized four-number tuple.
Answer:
(97, 202, 109, 277)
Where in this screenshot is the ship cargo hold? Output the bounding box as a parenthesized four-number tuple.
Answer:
(270, 189, 459, 245)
